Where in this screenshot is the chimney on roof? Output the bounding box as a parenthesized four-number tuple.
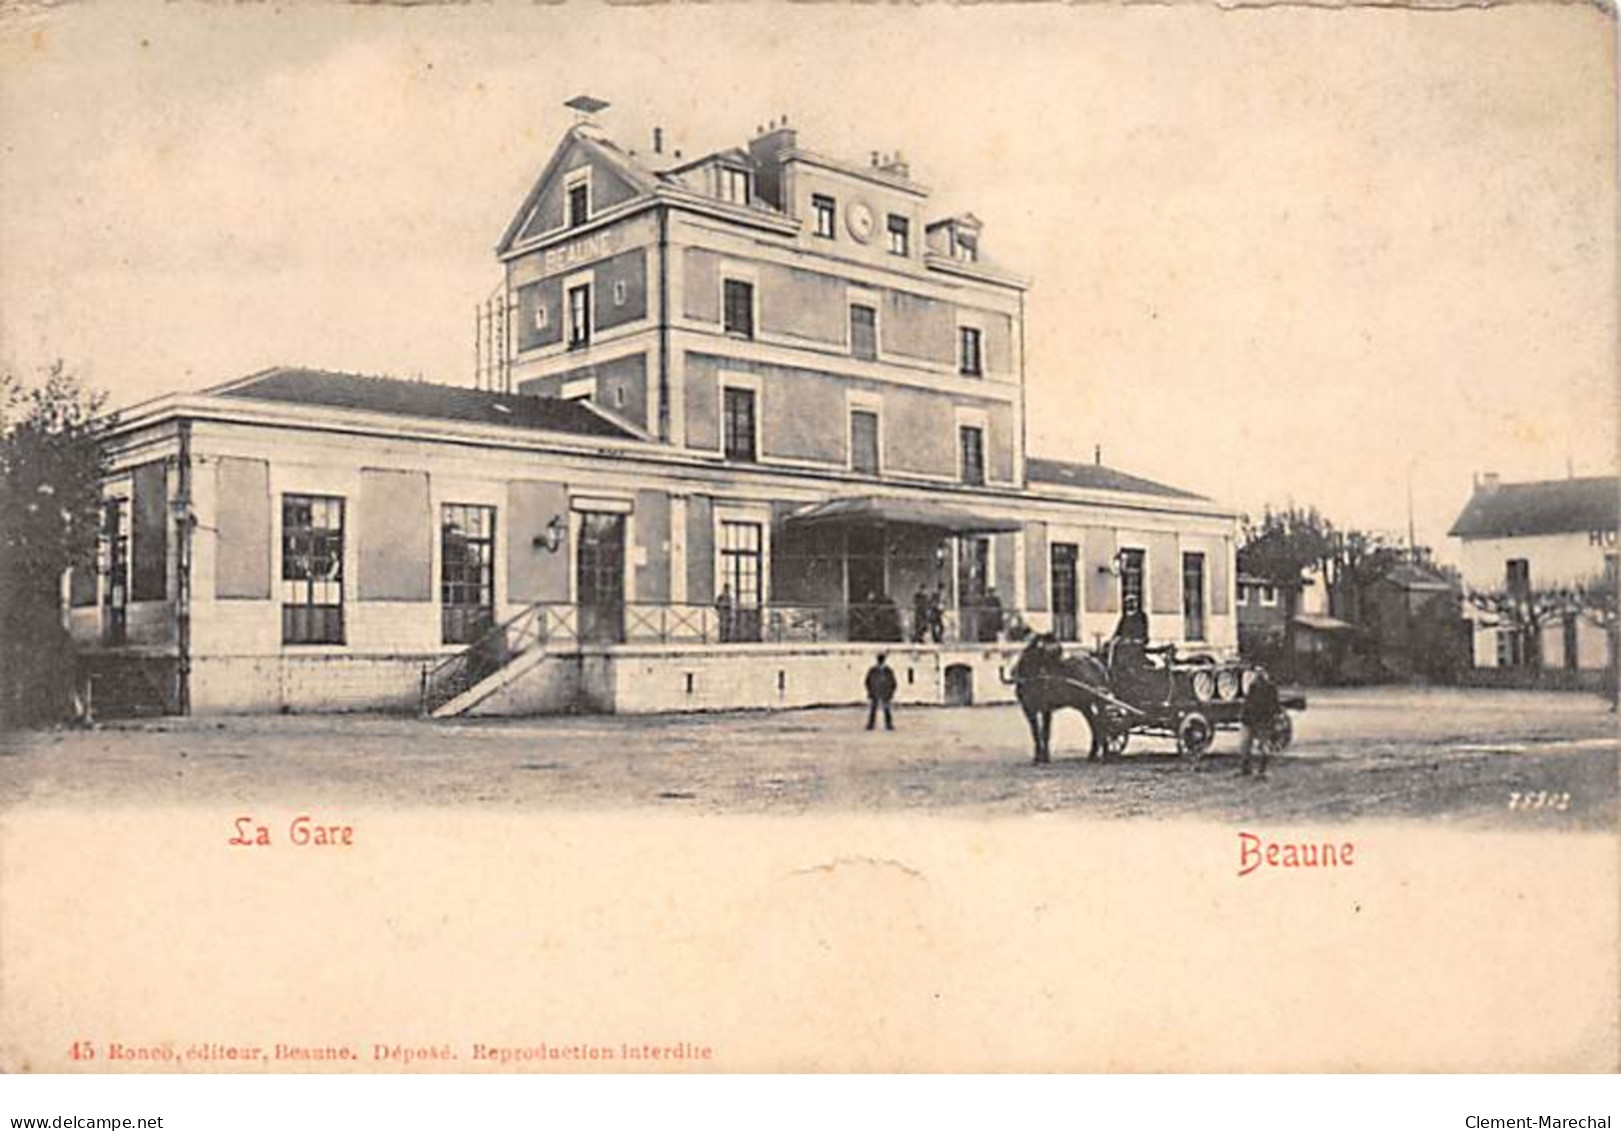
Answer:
(746, 118, 798, 183)
(1480, 472, 1500, 494)
(564, 94, 610, 122)
(653, 126, 664, 155)
(879, 150, 910, 178)
(1094, 444, 1102, 466)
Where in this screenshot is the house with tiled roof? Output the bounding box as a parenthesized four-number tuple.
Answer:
(67, 101, 1239, 717)
(1448, 473, 1618, 678)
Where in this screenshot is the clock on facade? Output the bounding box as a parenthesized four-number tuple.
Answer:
(846, 201, 875, 243)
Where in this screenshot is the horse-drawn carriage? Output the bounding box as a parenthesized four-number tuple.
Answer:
(1010, 635, 1306, 764)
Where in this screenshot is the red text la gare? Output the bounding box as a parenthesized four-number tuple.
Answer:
(229, 815, 355, 848)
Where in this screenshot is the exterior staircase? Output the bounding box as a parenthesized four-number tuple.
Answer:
(419, 603, 570, 718)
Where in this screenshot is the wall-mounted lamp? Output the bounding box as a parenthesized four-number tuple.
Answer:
(1096, 550, 1125, 578)
(533, 515, 567, 553)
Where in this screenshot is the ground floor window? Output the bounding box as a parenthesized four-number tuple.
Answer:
(717, 520, 763, 642)
(1119, 547, 1146, 612)
(1051, 542, 1079, 642)
(1496, 625, 1535, 669)
(101, 498, 128, 645)
(442, 503, 496, 645)
(282, 494, 345, 645)
(1182, 551, 1206, 642)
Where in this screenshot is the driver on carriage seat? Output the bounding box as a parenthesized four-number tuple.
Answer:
(1110, 596, 1174, 700)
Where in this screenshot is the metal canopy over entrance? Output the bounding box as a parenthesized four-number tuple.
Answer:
(784, 496, 1021, 535)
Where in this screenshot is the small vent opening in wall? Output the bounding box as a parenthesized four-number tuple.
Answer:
(684, 672, 696, 695)
(907, 667, 914, 685)
(777, 670, 786, 693)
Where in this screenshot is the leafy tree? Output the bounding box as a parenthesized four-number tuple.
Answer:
(0, 362, 112, 727)
(1238, 504, 1402, 622)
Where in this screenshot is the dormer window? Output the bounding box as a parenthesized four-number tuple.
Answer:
(719, 167, 751, 206)
(955, 233, 978, 263)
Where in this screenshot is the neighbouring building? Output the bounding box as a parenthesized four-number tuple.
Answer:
(65, 102, 1240, 717)
(1449, 472, 1618, 686)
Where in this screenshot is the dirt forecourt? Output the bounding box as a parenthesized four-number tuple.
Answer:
(0, 687, 1614, 829)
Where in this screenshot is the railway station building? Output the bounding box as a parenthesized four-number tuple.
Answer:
(68, 106, 1240, 717)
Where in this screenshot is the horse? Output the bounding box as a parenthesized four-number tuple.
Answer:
(1010, 633, 1115, 765)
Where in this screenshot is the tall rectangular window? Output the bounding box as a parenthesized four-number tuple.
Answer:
(1183, 552, 1207, 642)
(723, 386, 757, 462)
(1051, 543, 1079, 642)
(959, 425, 985, 486)
(567, 182, 590, 228)
(812, 194, 836, 239)
(850, 409, 880, 475)
(281, 494, 345, 645)
(886, 214, 910, 256)
(1506, 558, 1531, 598)
(441, 504, 496, 645)
(850, 304, 877, 360)
(1119, 548, 1146, 613)
(717, 520, 763, 642)
(101, 499, 128, 645)
(723, 279, 755, 338)
(719, 167, 751, 205)
(568, 284, 591, 350)
(959, 326, 983, 376)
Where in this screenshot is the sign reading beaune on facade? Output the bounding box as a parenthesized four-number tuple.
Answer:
(543, 229, 619, 275)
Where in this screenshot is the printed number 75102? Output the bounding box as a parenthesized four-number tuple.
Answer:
(1508, 791, 1571, 811)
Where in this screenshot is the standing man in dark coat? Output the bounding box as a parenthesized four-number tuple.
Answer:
(1239, 666, 1282, 778)
(864, 652, 898, 731)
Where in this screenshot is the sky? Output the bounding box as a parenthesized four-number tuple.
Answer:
(0, 2, 1614, 554)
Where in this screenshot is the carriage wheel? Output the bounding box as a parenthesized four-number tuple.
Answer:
(1177, 711, 1215, 762)
(1268, 711, 1294, 752)
(1103, 728, 1130, 758)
